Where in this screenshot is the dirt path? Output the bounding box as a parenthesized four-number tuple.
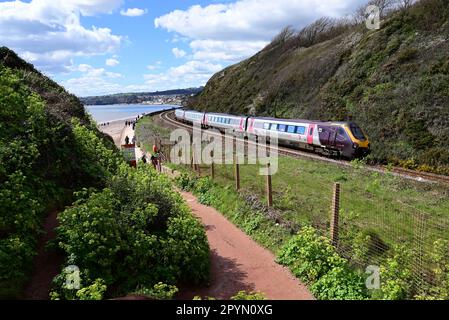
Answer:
(177, 191, 314, 300)
(23, 210, 63, 300)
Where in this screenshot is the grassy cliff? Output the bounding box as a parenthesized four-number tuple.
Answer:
(189, 0, 449, 173)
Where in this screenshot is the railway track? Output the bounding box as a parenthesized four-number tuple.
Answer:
(159, 111, 449, 185)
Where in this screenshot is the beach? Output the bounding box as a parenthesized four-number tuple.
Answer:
(98, 118, 135, 147)
(99, 117, 145, 163)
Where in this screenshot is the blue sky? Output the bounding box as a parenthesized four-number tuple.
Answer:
(0, 0, 367, 97)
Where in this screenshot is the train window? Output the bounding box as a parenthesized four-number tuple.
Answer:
(309, 127, 314, 135)
(349, 123, 366, 141)
(296, 126, 306, 135)
(287, 126, 296, 133)
(278, 125, 287, 132)
(337, 127, 347, 142)
(264, 123, 270, 130)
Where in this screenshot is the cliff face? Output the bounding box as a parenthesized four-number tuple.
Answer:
(189, 0, 449, 172)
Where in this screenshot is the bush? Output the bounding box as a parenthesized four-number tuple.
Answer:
(133, 282, 179, 300)
(230, 291, 266, 300)
(277, 226, 368, 300)
(53, 165, 209, 299)
(310, 266, 367, 300)
(277, 227, 346, 283)
(374, 246, 414, 300)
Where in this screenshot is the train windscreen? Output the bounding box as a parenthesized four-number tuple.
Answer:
(349, 123, 366, 141)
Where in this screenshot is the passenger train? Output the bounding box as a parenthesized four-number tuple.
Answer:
(174, 109, 370, 159)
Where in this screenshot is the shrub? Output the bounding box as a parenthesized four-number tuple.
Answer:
(277, 226, 369, 300)
(310, 266, 367, 300)
(133, 282, 179, 300)
(375, 245, 414, 300)
(277, 226, 347, 283)
(54, 165, 210, 299)
(230, 291, 266, 300)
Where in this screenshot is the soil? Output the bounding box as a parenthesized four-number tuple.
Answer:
(23, 210, 63, 300)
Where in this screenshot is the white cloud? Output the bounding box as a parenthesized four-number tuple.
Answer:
(63, 63, 124, 96)
(106, 58, 120, 66)
(190, 39, 269, 62)
(0, 0, 123, 74)
(144, 61, 222, 89)
(63, 60, 218, 96)
(172, 48, 187, 59)
(120, 8, 148, 17)
(147, 61, 162, 70)
(155, 0, 366, 63)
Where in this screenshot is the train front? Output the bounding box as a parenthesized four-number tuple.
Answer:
(343, 123, 370, 159)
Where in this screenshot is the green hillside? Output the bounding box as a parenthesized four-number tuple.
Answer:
(189, 0, 449, 174)
(0, 47, 210, 300)
(0, 47, 123, 298)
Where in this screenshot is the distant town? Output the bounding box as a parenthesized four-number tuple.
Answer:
(80, 87, 203, 106)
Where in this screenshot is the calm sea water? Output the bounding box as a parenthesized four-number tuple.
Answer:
(85, 104, 179, 123)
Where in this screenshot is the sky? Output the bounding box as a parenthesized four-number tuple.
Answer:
(0, 0, 368, 97)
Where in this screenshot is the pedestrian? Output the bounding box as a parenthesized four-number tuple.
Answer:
(125, 135, 130, 145)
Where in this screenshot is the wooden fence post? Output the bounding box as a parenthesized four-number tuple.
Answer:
(211, 150, 215, 180)
(191, 143, 194, 170)
(234, 154, 240, 191)
(266, 163, 273, 207)
(330, 182, 340, 247)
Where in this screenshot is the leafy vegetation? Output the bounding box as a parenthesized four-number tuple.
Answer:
(0, 51, 123, 298)
(277, 226, 368, 300)
(189, 0, 449, 174)
(52, 164, 210, 299)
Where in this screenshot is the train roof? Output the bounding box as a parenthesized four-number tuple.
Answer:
(251, 116, 349, 126)
(182, 110, 353, 126)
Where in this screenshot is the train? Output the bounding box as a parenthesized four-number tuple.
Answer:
(174, 109, 370, 159)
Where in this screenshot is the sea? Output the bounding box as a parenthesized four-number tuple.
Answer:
(85, 104, 179, 123)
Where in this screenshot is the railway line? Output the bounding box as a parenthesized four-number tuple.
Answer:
(159, 110, 449, 185)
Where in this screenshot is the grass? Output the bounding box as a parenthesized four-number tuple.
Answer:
(135, 116, 171, 153)
(216, 157, 448, 247)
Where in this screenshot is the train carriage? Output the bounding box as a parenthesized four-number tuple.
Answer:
(205, 113, 246, 133)
(184, 110, 206, 126)
(174, 108, 185, 122)
(174, 109, 370, 160)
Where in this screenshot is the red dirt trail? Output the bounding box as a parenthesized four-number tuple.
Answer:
(177, 191, 314, 300)
(23, 210, 63, 300)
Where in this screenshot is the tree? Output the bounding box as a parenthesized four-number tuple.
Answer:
(270, 26, 296, 46)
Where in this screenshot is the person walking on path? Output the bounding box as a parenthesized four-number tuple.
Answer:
(125, 135, 130, 145)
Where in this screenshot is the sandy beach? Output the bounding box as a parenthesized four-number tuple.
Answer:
(98, 117, 137, 147)
(99, 117, 145, 161)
